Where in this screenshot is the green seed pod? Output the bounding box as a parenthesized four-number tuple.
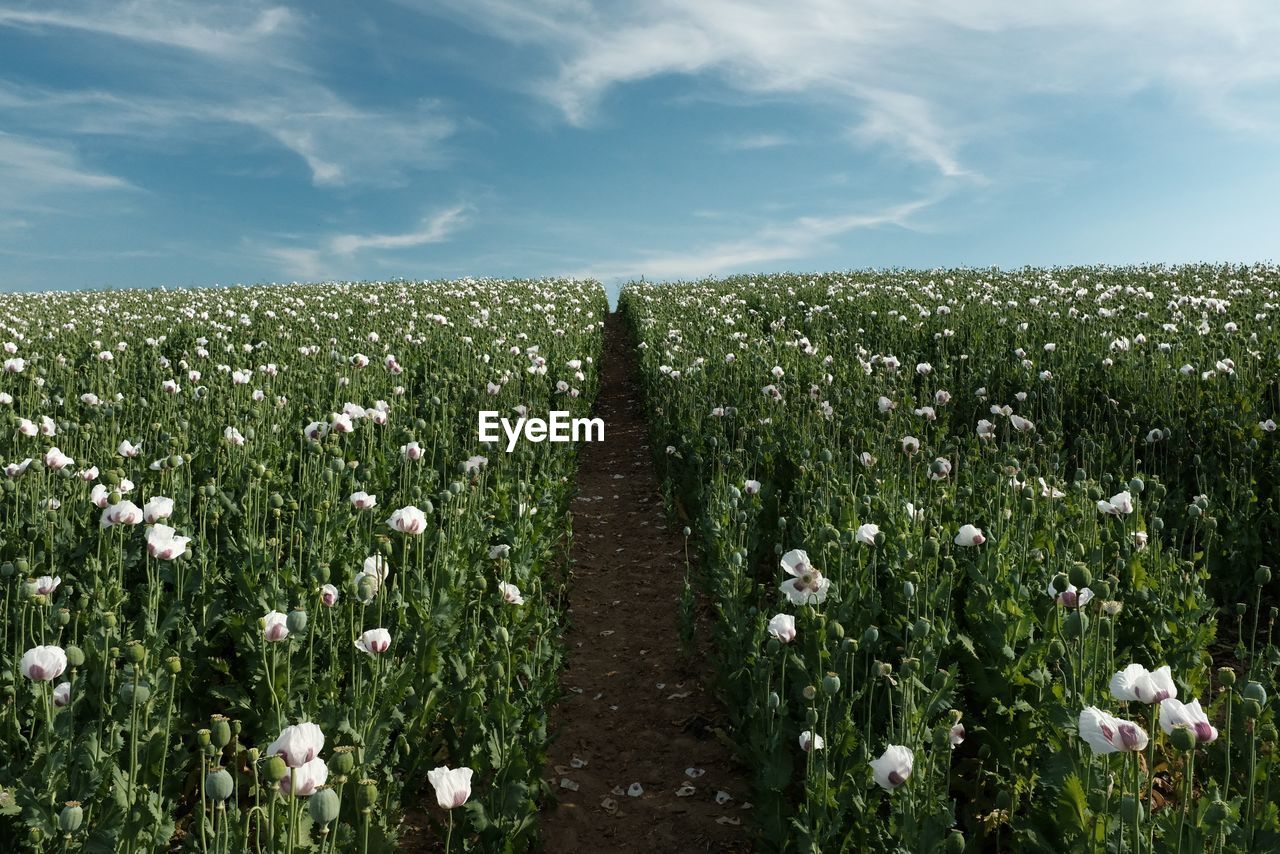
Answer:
(1218, 667, 1236, 687)
(922, 537, 940, 558)
(1170, 725, 1197, 751)
(65, 645, 85, 668)
(103, 612, 118, 629)
(1243, 681, 1267, 705)
(804, 707, 819, 726)
(205, 768, 234, 802)
(124, 641, 146, 664)
(309, 787, 341, 824)
(197, 728, 212, 748)
(286, 608, 308, 634)
(211, 717, 232, 748)
(802, 685, 817, 701)
(58, 802, 84, 833)
(1047, 639, 1066, 661)
(165, 656, 182, 674)
(264, 755, 287, 781)
(355, 779, 379, 812)
(1063, 610, 1088, 640)
(1119, 795, 1142, 823)
(1050, 573, 1069, 594)
(57, 608, 71, 626)
(120, 682, 150, 705)
(1068, 564, 1093, 589)
(1128, 477, 1144, 494)
(767, 692, 780, 711)
(329, 746, 356, 778)
(1243, 698, 1263, 719)
(822, 673, 841, 695)
(1204, 799, 1229, 825)
(1256, 567, 1272, 586)
(270, 492, 285, 508)
(913, 618, 931, 639)
(1187, 504, 1202, 518)
(862, 626, 879, 646)
(943, 831, 965, 854)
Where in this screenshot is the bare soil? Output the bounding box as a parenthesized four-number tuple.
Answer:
(539, 312, 752, 853)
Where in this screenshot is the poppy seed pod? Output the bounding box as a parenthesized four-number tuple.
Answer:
(65, 645, 85, 668)
(329, 747, 356, 778)
(355, 779, 379, 812)
(802, 685, 817, 701)
(309, 787, 341, 824)
(767, 692, 780, 711)
(1257, 567, 1272, 586)
(264, 755, 288, 781)
(1170, 725, 1197, 751)
(1051, 573, 1069, 594)
(124, 641, 146, 665)
(822, 674, 841, 695)
(1218, 668, 1236, 687)
(58, 802, 83, 833)
(205, 769, 234, 802)
(211, 717, 232, 748)
(1244, 682, 1267, 705)
(1068, 564, 1092, 589)
(287, 609, 308, 634)
(805, 707, 819, 726)
(944, 831, 965, 854)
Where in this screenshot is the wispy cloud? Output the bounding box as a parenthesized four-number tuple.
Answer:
(261, 204, 471, 280)
(722, 132, 792, 151)
(0, 132, 131, 191)
(0, 2, 295, 61)
(421, 0, 1280, 179)
(581, 196, 937, 282)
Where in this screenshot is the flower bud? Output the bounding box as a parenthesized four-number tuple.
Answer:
(495, 626, 510, 646)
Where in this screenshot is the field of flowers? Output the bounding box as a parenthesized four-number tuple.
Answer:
(0, 279, 606, 851)
(621, 265, 1280, 852)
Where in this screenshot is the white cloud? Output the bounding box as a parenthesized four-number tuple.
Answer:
(581, 196, 936, 282)
(0, 132, 131, 191)
(420, 0, 1280, 178)
(261, 204, 471, 280)
(0, 2, 456, 187)
(723, 132, 792, 151)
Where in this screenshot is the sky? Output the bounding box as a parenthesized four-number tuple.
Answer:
(1, 1, 1279, 296)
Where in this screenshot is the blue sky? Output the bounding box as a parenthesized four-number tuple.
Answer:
(1, 1, 1279, 295)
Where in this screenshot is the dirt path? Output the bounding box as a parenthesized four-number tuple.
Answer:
(540, 312, 751, 852)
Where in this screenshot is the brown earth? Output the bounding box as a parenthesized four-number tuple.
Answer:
(538, 312, 752, 853)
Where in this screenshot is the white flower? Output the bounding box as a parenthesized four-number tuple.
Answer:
(320, 584, 339, 607)
(743, 479, 761, 495)
(30, 575, 61, 596)
(498, 582, 524, 605)
(1009, 414, 1035, 433)
(427, 766, 474, 809)
(855, 523, 880, 546)
(146, 524, 190, 560)
(224, 426, 246, 446)
(870, 745, 914, 790)
(279, 756, 328, 797)
(1159, 697, 1218, 743)
(53, 681, 72, 707)
(350, 491, 377, 511)
(488, 544, 511, 560)
(401, 441, 424, 461)
(462, 455, 488, 475)
(766, 613, 797, 643)
(1110, 664, 1177, 704)
(1079, 706, 1148, 754)
(143, 496, 174, 524)
(268, 722, 325, 768)
(100, 500, 143, 528)
(954, 524, 985, 547)
(1096, 491, 1134, 516)
(20, 645, 67, 681)
(387, 506, 427, 535)
(778, 549, 831, 606)
(263, 611, 290, 643)
(355, 628, 392, 655)
(118, 439, 141, 458)
(799, 731, 824, 752)
(1049, 578, 1093, 609)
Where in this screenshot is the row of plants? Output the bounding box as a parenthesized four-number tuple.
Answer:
(621, 265, 1280, 852)
(0, 278, 607, 851)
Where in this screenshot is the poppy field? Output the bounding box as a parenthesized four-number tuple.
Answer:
(621, 265, 1280, 853)
(0, 278, 607, 851)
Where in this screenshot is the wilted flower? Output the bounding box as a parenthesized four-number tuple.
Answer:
(224, 426, 246, 446)
(488, 544, 511, 560)
(1159, 697, 1218, 743)
(1051, 579, 1094, 609)
(30, 575, 61, 596)
(268, 722, 325, 768)
(263, 611, 290, 643)
(319, 584, 339, 607)
(427, 766, 473, 809)
(901, 436, 920, 455)
(1009, 414, 1035, 433)
(870, 745, 914, 790)
(1079, 706, 1148, 753)
(387, 506, 427, 535)
(779, 549, 831, 606)
(20, 645, 67, 681)
(355, 629, 392, 655)
(767, 613, 797, 643)
(462, 455, 488, 475)
(954, 524, 985, 547)
(1110, 664, 1177, 704)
